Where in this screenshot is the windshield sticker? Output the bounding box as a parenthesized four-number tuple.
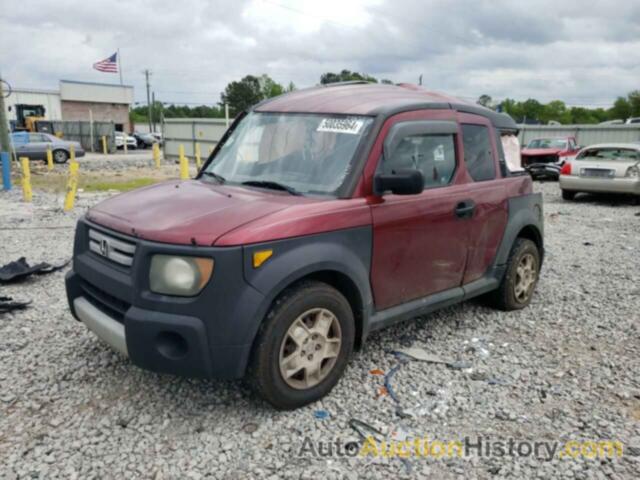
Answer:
(317, 117, 364, 135)
(434, 145, 445, 162)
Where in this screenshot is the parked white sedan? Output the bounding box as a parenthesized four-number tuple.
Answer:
(559, 143, 640, 200)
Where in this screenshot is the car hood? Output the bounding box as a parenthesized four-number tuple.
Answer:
(85, 180, 321, 246)
(521, 148, 564, 156)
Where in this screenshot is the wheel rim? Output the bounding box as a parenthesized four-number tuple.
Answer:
(54, 151, 67, 162)
(278, 308, 342, 390)
(514, 252, 538, 303)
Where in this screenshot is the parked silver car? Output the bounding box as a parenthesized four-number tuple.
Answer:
(559, 143, 640, 200)
(12, 132, 85, 164)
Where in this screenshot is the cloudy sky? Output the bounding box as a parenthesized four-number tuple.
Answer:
(2, 0, 639, 108)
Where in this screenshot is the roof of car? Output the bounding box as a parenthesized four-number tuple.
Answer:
(254, 82, 517, 130)
(580, 143, 640, 150)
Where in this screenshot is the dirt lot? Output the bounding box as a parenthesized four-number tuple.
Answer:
(1, 158, 639, 479)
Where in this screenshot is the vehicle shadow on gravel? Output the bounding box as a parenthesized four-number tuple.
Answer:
(569, 192, 640, 206)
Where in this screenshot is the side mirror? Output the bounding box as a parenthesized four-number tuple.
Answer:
(374, 169, 424, 195)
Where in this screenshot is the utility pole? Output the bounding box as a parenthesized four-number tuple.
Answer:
(151, 91, 156, 133)
(0, 73, 13, 185)
(418, 74, 423, 86)
(144, 69, 152, 133)
(0, 74, 11, 153)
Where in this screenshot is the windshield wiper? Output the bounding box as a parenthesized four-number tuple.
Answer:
(202, 171, 226, 184)
(241, 180, 301, 196)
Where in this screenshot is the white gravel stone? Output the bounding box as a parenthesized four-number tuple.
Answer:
(1, 180, 639, 479)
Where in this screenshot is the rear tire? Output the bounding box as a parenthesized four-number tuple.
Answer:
(486, 238, 540, 311)
(561, 189, 576, 200)
(249, 281, 354, 410)
(52, 149, 68, 164)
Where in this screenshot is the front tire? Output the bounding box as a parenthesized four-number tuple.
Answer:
(562, 189, 576, 200)
(53, 149, 68, 164)
(250, 281, 354, 410)
(486, 238, 540, 311)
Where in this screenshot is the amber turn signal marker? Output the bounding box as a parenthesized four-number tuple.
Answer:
(194, 258, 215, 289)
(253, 249, 273, 268)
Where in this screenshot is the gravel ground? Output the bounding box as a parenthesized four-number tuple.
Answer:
(1, 180, 639, 479)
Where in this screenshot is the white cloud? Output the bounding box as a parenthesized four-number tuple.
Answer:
(1, 0, 638, 107)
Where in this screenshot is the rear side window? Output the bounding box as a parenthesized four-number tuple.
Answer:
(380, 134, 457, 189)
(462, 124, 496, 182)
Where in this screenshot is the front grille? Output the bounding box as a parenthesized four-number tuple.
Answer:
(522, 154, 558, 166)
(80, 279, 130, 323)
(88, 229, 136, 267)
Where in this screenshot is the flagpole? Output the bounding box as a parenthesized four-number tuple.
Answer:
(118, 48, 123, 85)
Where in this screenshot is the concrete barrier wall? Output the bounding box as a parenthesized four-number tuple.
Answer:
(163, 118, 229, 160)
(518, 125, 640, 147)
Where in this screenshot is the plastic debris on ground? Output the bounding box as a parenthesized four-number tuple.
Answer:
(0, 296, 31, 315)
(313, 409, 330, 420)
(0, 257, 70, 284)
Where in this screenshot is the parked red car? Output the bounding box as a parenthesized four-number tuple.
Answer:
(521, 136, 580, 180)
(66, 83, 544, 409)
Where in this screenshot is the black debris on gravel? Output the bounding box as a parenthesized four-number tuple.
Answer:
(0, 257, 70, 284)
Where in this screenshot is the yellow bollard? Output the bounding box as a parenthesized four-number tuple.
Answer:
(179, 144, 189, 180)
(195, 143, 202, 169)
(153, 143, 161, 168)
(101, 136, 108, 155)
(64, 162, 80, 212)
(46, 148, 53, 171)
(20, 157, 32, 202)
(70, 144, 76, 163)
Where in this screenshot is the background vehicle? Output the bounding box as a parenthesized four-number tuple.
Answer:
(115, 131, 137, 150)
(65, 83, 544, 409)
(625, 117, 640, 124)
(11, 131, 84, 163)
(132, 132, 157, 149)
(521, 136, 580, 180)
(150, 132, 163, 145)
(10, 104, 53, 133)
(559, 143, 640, 199)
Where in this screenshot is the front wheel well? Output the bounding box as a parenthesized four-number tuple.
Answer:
(262, 270, 365, 350)
(516, 225, 543, 262)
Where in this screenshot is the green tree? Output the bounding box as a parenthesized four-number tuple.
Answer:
(539, 100, 571, 124)
(628, 90, 640, 117)
(259, 74, 285, 99)
(320, 69, 378, 84)
(609, 96, 632, 120)
(220, 75, 263, 116)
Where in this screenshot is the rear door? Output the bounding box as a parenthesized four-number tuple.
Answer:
(25, 133, 48, 160)
(369, 110, 473, 310)
(457, 113, 509, 285)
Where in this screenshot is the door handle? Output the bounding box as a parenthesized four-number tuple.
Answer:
(455, 200, 475, 219)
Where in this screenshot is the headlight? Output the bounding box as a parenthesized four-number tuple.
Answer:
(149, 255, 214, 296)
(625, 165, 639, 178)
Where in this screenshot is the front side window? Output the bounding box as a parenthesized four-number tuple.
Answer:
(204, 112, 373, 196)
(462, 124, 496, 182)
(380, 134, 457, 188)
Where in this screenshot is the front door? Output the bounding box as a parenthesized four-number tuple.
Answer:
(369, 111, 474, 310)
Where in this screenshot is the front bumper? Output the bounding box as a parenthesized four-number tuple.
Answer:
(559, 175, 640, 195)
(65, 218, 268, 379)
(526, 163, 560, 180)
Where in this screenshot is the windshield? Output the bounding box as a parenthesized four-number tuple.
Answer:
(527, 138, 567, 149)
(203, 112, 373, 196)
(576, 148, 640, 161)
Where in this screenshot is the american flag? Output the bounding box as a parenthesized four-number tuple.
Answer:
(93, 52, 118, 73)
